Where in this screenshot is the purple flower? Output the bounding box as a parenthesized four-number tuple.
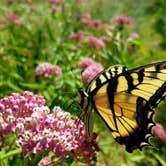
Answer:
(35, 63, 62, 77)
(81, 63, 103, 83)
(16, 106, 99, 164)
(152, 123, 166, 142)
(0, 91, 45, 135)
(73, 133, 99, 163)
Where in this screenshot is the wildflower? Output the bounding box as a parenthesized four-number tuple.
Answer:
(5, 13, 21, 25)
(81, 63, 103, 83)
(16, 106, 98, 164)
(101, 35, 109, 43)
(76, 0, 85, 3)
(80, 12, 101, 29)
(48, 0, 62, 4)
(111, 15, 134, 27)
(79, 58, 96, 70)
(38, 157, 52, 166)
(86, 19, 101, 29)
(87, 36, 105, 49)
(73, 133, 99, 163)
(24, 0, 32, 3)
(7, 0, 15, 3)
(35, 63, 62, 77)
(81, 13, 91, 25)
(130, 32, 139, 39)
(0, 91, 45, 135)
(51, 6, 57, 13)
(152, 123, 166, 142)
(70, 31, 85, 41)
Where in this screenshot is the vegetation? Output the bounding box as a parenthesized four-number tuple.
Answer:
(0, 0, 166, 165)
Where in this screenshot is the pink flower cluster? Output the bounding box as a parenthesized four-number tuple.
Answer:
(0, 91, 45, 135)
(0, 91, 99, 164)
(80, 58, 103, 83)
(152, 123, 166, 142)
(74, 133, 99, 163)
(35, 63, 62, 77)
(130, 32, 139, 39)
(70, 31, 106, 49)
(16, 106, 98, 163)
(38, 157, 52, 166)
(5, 13, 21, 26)
(70, 31, 85, 41)
(47, 0, 62, 4)
(76, 0, 85, 3)
(81, 13, 101, 29)
(87, 36, 105, 49)
(111, 15, 134, 27)
(7, 0, 31, 3)
(7, 0, 15, 3)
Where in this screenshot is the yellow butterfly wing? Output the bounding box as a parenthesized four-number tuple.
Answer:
(81, 61, 166, 152)
(94, 91, 154, 152)
(127, 61, 166, 107)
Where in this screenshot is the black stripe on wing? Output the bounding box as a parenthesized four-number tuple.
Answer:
(115, 97, 155, 153)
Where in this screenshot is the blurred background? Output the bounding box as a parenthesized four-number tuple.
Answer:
(0, 0, 166, 165)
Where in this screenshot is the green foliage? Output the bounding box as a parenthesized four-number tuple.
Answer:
(0, 0, 166, 165)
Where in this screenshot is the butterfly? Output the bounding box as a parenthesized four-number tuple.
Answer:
(79, 61, 166, 153)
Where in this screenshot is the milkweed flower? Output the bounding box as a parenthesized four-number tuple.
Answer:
(73, 133, 99, 163)
(38, 157, 52, 166)
(5, 13, 21, 25)
(81, 63, 103, 83)
(7, 0, 15, 3)
(81, 13, 91, 25)
(0, 91, 45, 135)
(111, 15, 134, 27)
(70, 31, 85, 41)
(16, 106, 99, 163)
(35, 63, 62, 77)
(24, 0, 31, 3)
(152, 123, 166, 142)
(130, 32, 139, 39)
(87, 36, 105, 49)
(79, 58, 96, 70)
(51, 6, 57, 13)
(48, 0, 62, 4)
(76, 0, 85, 3)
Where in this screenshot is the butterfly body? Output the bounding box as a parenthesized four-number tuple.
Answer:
(79, 61, 166, 153)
